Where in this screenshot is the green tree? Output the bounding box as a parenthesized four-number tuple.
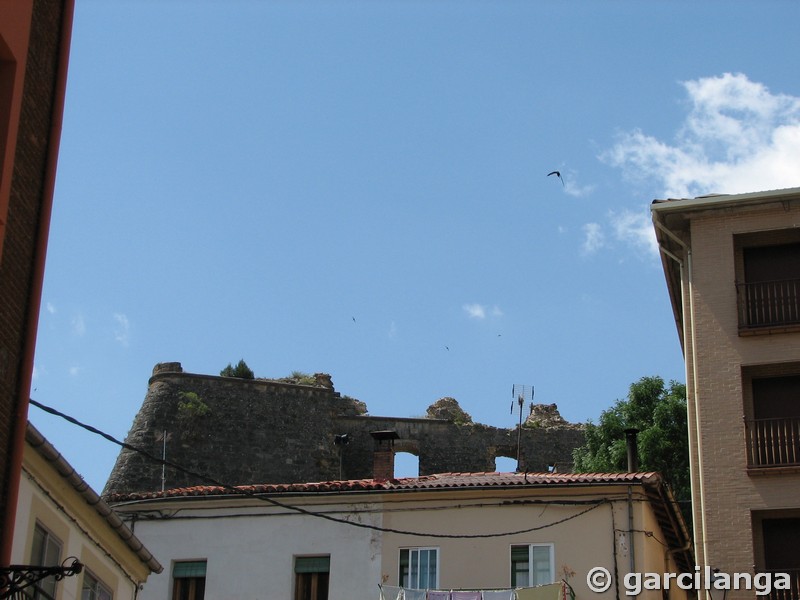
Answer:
(220, 359, 255, 379)
(572, 376, 690, 521)
(177, 391, 211, 418)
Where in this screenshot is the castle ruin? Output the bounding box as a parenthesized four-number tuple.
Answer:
(103, 362, 585, 496)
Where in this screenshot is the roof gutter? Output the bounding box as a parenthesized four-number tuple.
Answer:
(651, 206, 708, 571)
(651, 187, 800, 215)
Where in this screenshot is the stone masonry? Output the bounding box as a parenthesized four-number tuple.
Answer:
(103, 362, 585, 496)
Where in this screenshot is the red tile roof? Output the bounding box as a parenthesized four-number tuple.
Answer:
(106, 471, 662, 502)
(105, 470, 692, 573)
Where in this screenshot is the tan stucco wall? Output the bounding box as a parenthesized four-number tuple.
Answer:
(379, 485, 689, 600)
(11, 441, 153, 598)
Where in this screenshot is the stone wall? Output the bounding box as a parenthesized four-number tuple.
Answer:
(103, 363, 585, 496)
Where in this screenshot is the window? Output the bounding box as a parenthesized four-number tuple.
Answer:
(399, 548, 438, 590)
(745, 372, 800, 467)
(172, 561, 206, 600)
(753, 375, 800, 420)
(82, 571, 112, 600)
(735, 233, 800, 331)
(511, 544, 554, 588)
(294, 556, 329, 600)
(755, 515, 800, 599)
(26, 523, 62, 599)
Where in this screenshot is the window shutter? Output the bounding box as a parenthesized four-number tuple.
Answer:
(173, 561, 207, 578)
(294, 556, 330, 573)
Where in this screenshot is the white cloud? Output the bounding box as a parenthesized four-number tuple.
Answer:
(604, 73, 800, 198)
(462, 303, 503, 320)
(463, 304, 486, 319)
(46, 302, 56, 314)
(581, 223, 605, 255)
(72, 314, 86, 336)
(563, 173, 596, 198)
(69, 366, 81, 377)
(609, 209, 659, 257)
(113, 313, 130, 346)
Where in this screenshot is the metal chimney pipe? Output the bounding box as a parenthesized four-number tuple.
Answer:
(624, 428, 639, 472)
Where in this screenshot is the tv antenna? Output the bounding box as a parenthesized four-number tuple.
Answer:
(511, 384, 534, 472)
(155, 430, 172, 492)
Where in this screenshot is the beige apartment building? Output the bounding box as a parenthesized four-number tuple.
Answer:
(8, 423, 161, 599)
(652, 187, 800, 597)
(107, 471, 692, 600)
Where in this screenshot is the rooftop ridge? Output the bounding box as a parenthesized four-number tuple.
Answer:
(106, 471, 661, 503)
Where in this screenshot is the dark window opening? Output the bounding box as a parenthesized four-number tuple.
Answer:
(762, 518, 800, 599)
(739, 243, 800, 329)
(172, 561, 206, 600)
(294, 556, 329, 600)
(746, 376, 800, 467)
(754, 376, 800, 420)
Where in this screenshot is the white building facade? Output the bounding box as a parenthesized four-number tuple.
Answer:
(108, 472, 692, 600)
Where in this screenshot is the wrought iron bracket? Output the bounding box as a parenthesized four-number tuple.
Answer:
(0, 558, 82, 599)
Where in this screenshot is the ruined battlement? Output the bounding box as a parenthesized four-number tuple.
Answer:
(103, 363, 585, 496)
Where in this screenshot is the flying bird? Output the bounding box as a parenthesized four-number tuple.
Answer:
(547, 171, 564, 187)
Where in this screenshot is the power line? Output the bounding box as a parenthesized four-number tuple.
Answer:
(30, 398, 609, 539)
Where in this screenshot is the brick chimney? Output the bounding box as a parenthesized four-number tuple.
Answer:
(370, 430, 399, 481)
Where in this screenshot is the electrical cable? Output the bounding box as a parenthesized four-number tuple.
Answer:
(31, 398, 608, 539)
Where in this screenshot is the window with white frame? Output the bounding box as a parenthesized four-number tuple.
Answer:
(510, 544, 554, 587)
(28, 522, 63, 599)
(81, 571, 113, 600)
(399, 547, 439, 590)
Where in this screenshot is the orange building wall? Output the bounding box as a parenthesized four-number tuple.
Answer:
(0, 0, 73, 562)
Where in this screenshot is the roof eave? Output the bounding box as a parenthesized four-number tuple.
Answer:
(25, 423, 163, 574)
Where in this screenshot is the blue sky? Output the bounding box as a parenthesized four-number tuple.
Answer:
(30, 0, 800, 491)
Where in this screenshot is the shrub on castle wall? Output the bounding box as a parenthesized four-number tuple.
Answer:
(220, 359, 255, 379)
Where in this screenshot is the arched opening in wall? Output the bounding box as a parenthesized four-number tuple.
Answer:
(394, 452, 420, 478)
(495, 456, 517, 473)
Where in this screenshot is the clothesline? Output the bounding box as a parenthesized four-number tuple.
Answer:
(378, 580, 574, 600)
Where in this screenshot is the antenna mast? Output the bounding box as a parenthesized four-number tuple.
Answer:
(511, 384, 534, 472)
(155, 430, 171, 492)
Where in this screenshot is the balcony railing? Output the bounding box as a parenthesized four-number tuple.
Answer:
(764, 568, 800, 600)
(745, 417, 800, 468)
(737, 279, 800, 329)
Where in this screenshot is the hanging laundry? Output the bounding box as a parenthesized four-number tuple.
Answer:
(514, 582, 564, 600)
(482, 591, 515, 600)
(379, 585, 403, 600)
